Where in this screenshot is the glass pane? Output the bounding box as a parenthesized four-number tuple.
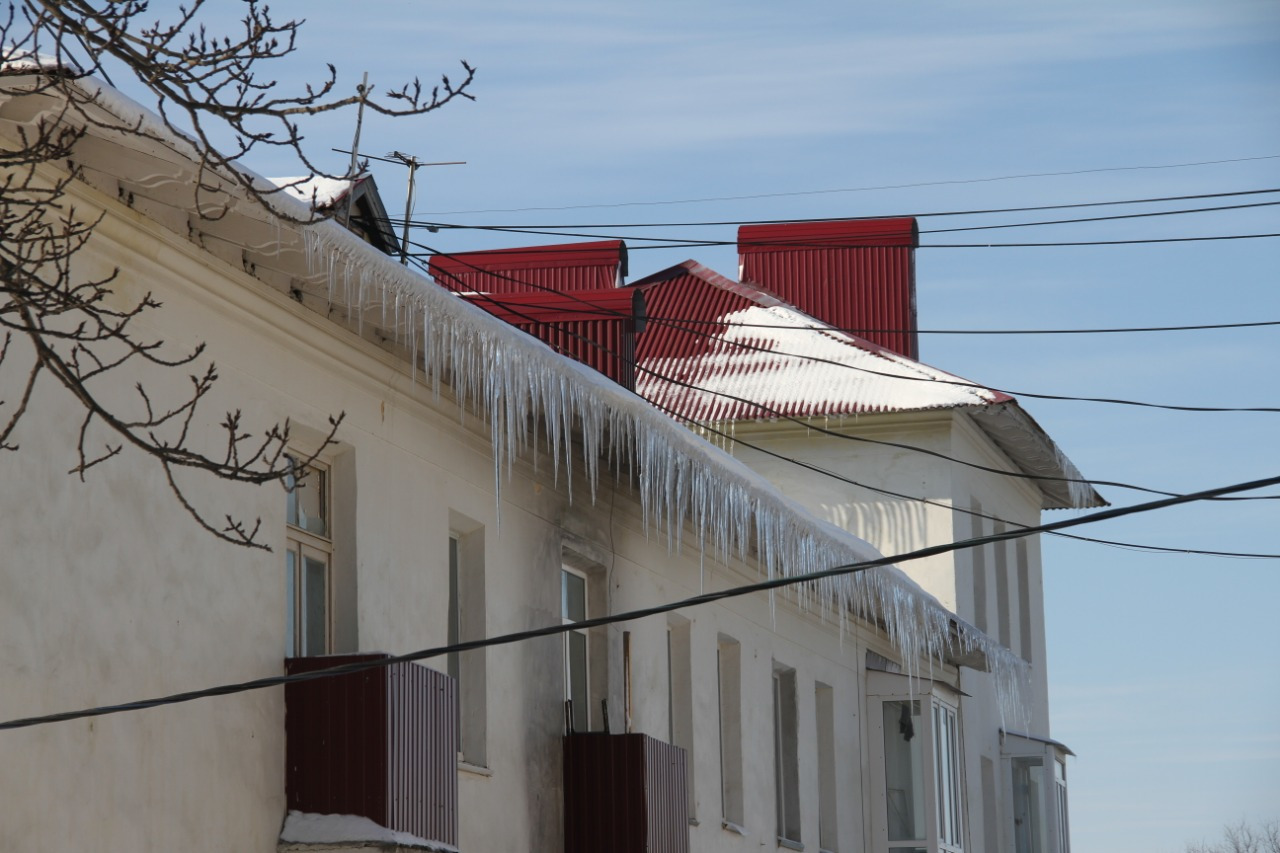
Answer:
(291, 461, 327, 537)
(1012, 757, 1045, 853)
(302, 554, 328, 656)
(934, 702, 963, 849)
(285, 550, 296, 656)
(883, 700, 925, 843)
(447, 537, 460, 682)
(566, 630, 588, 731)
(562, 570, 586, 622)
(285, 457, 299, 528)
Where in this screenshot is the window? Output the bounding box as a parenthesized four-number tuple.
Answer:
(449, 518, 487, 766)
(773, 662, 801, 845)
(816, 682, 839, 852)
(717, 635, 744, 828)
(1053, 758, 1070, 853)
(1016, 539, 1033, 662)
(970, 500, 988, 634)
(869, 672, 966, 853)
(882, 699, 926, 848)
(286, 455, 331, 657)
(995, 524, 1011, 647)
(562, 567, 589, 732)
(934, 702, 963, 853)
(1004, 734, 1072, 853)
(1011, 757, 1044, 853)
(667, 615, 695, 819)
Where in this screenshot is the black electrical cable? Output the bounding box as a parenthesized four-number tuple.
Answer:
(3, 470, 1276, 732)
(631, 316, 1280, 336)
(393, 196, 1280, 246)
(652, 403, 1280, 554)
(410, 235, 1280, 415)
(418, 242, 1277, 503)
(419, 158, 1280, 215)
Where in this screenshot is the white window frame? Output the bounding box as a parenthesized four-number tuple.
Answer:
(1002, 733, 1072, 853)
(867, 671, 966, 853)
(717, 635, 745, 830)
(285, 454, 332, 657)
(773, 662, 801, 846)
(449, 520, 488, 768)
(561, 565, 590, 732)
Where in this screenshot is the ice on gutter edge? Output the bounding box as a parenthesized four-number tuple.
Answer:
(3, 67, 1031, 724)
(301, 221, 1031, 726)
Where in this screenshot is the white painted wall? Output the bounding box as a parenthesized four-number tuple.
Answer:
(716, 410, 1062, 853)
(2, 146, 975, 853)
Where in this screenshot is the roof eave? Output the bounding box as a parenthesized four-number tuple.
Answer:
(961, 401, 1106, 510)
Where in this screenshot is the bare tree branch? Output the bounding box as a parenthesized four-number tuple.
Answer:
(1, 1, 467, 546)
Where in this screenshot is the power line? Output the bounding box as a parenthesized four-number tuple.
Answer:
(419, 244, 1276, 503)
(3, 470, 1275, 732)
(661, 406, 1280, 554)
(411, 236, 1280, 415)
(395, 192, 1280, 244)
(399, 185, 1280, 230)
(625, 316, 1280, 337)
(418, 155, 1280, 215)
(633, 313, 1280, 415)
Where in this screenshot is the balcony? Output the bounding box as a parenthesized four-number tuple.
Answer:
(563, 733, 689, 853)
(285, 654, 458, 848)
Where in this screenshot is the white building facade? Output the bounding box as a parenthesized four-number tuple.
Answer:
(2, 69, 1060, 853)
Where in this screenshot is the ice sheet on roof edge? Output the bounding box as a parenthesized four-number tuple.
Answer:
(302, 223, 1030, 725)
(6, 67, 1028, 722)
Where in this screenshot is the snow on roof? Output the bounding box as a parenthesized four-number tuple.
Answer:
(632, 261, 1102, 510)
(637, 280, 1004, 422)
(270, 175, 358, 209)
(0, 69, 1031, 716)
(635, 261, 1006, 420)
(0, 48, 82, 75)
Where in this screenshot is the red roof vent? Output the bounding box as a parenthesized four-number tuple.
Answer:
(738, 218, 919, 359)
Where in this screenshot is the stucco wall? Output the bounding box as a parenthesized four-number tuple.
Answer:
(2, 162, 973, 853)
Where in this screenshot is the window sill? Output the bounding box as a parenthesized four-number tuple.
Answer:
(777, 837, 805, 852)
(457, 760, 492, 777)
(722, 820, 747, 836)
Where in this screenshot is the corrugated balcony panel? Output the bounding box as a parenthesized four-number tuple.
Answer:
(285, 655, 457, 848)
(563, 733, 689, 853)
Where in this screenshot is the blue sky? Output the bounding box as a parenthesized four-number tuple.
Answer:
(123, 1, 1279, 850)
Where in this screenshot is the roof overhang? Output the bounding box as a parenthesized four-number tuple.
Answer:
(962, 402, 1106, 510)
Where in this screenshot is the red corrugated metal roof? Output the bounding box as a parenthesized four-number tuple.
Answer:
(739, 217, 918, 251)
(429, 240, 627, 294)
(460, 288, 636, 325)
(631, 260, 1010, 423)
(738, 218, 919, 359)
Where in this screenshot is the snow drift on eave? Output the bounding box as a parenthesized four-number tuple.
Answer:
(1, 68, 1030, 720)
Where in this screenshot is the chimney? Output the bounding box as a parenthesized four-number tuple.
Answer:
(737, 218, 920, 359)
(428, 239, 627, 294)
(428, 240, 642, 390)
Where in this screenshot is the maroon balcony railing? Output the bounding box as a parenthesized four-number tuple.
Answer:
(563, 733, 689, 853)
(285, 654, 457, 847)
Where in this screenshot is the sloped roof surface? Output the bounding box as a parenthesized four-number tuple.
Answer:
(633, 261, 1008, 422)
